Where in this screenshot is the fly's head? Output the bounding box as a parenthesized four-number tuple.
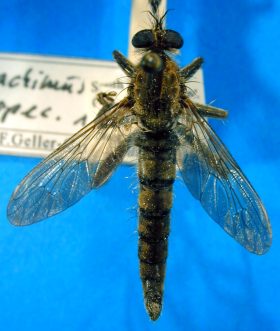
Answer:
(131, 12, 184, 53)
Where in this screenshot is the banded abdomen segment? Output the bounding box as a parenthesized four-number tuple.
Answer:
(137, 132, 177, 320)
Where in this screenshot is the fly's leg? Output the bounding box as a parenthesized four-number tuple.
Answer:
(181, 58, 227, 118)
(194, 103, 228, 119)
(113, 50, 135, 76)
(97, 91, 117, 106)
(95, 91, 117, 118)
(180, 57, 204, 80)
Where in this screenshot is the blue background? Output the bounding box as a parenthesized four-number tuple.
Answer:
(0, 0, 279, 330)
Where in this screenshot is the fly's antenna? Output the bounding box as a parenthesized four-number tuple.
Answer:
(148, 0, 168, 30)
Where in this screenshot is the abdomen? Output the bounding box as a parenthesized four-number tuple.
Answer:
(136, 131, 177, 320)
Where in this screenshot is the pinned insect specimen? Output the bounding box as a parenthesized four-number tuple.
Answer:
(7, 0, 271, 321)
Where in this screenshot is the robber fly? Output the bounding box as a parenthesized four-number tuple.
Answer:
(7, 0, 271, 321)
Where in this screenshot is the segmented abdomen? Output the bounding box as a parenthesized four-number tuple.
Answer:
(136, 131, 177, 320)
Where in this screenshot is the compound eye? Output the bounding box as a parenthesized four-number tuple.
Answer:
(132, 29, 155, 48)
(163, 29, 184, 49)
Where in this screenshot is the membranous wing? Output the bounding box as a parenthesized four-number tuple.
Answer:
(176, 101, 272, 254)
(8, 99, 138, 226)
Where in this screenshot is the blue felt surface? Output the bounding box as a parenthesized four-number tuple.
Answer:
(0, 0, 279, 330)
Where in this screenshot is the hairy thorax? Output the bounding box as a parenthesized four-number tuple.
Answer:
(133, 54, 181, 131)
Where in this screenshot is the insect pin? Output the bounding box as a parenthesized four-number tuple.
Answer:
(7, 0, 272, 321)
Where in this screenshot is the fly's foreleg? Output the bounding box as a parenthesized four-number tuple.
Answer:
(113, 50, 135, 76)
(180, 57, 203, 80)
